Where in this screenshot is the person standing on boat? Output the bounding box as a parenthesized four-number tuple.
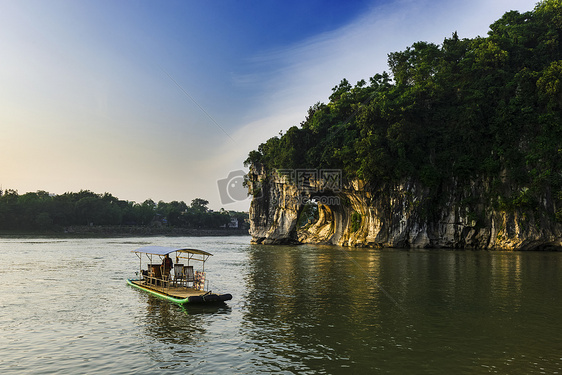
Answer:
(162, 254, 173, 277)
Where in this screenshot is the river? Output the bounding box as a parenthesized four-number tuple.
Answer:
(0, 236, 560, 374)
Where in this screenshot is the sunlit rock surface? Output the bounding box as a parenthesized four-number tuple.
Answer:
(247, 166, 562, 250)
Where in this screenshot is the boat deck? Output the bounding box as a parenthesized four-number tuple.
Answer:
(129, 280, 207, 299)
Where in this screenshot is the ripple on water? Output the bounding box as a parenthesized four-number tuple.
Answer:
(1, 238, 561, 374)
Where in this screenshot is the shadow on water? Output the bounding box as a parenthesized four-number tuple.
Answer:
(139, 294, 232, 339)
(180, 302, 232, 316)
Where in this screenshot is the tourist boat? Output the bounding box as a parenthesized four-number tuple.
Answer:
(127, 246, 232, 304)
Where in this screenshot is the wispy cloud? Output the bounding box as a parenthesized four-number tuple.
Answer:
(0, 0, 538, 210)
(231, 0, 539, 156)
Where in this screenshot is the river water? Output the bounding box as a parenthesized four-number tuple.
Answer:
(0, 236, 561, 374)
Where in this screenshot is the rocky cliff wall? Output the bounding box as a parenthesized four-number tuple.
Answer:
(248, 168, 562, 250)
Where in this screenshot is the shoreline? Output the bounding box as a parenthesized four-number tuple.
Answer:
(0, 225, 250, 238)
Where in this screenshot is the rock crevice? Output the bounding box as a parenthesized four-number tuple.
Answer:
(248, 168, 562, 250)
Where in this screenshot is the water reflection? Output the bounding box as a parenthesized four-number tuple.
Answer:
(1, 237, 560, 374)
(134, 293, 233, 371)
(139, 294, 232, 341)
(240, 246, 562, 373)
(241, 245, 390, 372)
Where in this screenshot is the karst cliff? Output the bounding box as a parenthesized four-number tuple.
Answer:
(244, 2, 562, 250)
(247, 166, 562, 250)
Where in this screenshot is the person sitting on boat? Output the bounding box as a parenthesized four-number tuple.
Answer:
(162, 254, 173, 276)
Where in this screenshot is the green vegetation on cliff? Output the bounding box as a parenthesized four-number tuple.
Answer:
(246, 1, 562, 220)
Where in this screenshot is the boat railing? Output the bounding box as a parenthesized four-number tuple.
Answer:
(143, 264, 169, 287)
(142, 264, 202, 290)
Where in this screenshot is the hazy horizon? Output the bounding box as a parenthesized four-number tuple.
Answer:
(1, 0, 538, 211)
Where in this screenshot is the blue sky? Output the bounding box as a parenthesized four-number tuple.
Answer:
(0, 0, 538, 211)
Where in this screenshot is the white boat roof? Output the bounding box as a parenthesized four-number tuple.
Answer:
(132, 246, 213, 257)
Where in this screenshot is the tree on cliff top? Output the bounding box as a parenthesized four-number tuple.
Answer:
(245, 0, 562, 218)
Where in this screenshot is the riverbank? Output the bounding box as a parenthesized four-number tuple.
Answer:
(0, 225, 249, 238)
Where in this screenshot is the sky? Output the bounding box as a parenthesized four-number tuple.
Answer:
(0, 0, 539, 211)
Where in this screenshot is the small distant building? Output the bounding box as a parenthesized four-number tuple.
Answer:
(228, 217, 239, 229)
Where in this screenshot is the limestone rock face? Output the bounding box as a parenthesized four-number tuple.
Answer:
(248, 166, 302, 244)
(247, 167, 562, 250)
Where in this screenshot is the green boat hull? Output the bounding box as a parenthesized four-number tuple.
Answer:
(127, 279, 232, 305)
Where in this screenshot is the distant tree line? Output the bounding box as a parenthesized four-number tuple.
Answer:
(0, 189, 248, 232)
(245, 0, 562, 221)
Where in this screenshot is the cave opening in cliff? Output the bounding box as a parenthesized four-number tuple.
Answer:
(297, 200, 319, 229)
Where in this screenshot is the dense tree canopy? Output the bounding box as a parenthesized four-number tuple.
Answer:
(246, 1, 562, 220)
(0, 189, 247, 232)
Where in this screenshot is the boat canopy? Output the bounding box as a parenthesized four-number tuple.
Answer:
(132, 246, 213, 257)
